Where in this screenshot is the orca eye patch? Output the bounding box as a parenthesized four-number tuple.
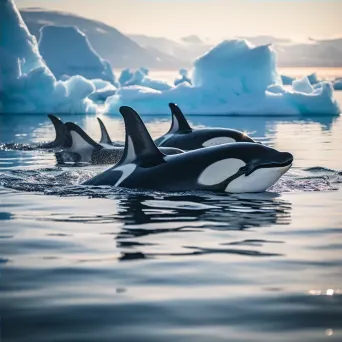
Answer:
(239, 165, 254, 176)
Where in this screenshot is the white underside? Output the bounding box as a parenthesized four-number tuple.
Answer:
(197, 157, 291, 193)
(225, 164, 292, 193)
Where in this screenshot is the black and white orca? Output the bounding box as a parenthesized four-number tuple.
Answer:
(39, 114, 72, 149)
(153, 103, 257, 150)
(97, 117, 123, 147)
(55, 121, 184, 165)
(83, 106, 293, 193)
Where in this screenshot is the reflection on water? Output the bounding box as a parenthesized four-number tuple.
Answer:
(1, 110, 342, 342)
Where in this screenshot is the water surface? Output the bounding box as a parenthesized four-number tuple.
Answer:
(1, 108, 342, 341)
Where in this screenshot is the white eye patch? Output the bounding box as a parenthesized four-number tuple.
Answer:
(198, 158, 246, 186)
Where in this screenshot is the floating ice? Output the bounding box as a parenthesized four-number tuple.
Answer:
(0, 0, 98, 114)
(39, 25, 117, 85)
(89, 79, 116, 102)
(119, 67, 172, 91)
(105, 40, 340, 115)
(119, 68, 134, 87)
(334, 78, 342, 91)
(174, 68, 192, 86)
(292, 76, 314, 94)
(0, 0, 340, 116)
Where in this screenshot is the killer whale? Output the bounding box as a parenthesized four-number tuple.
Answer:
(95, 104, 257, 151)
(55, 121, 184, 165)
(153, 103, 257, 150)
(39, 114, 72, 149)
(97, 117, 123, 147)
(83, 106, 293, 193)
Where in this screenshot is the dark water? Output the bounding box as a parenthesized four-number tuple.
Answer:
(1, 108, 342, 341)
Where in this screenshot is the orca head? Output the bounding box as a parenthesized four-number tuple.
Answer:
(225, 145, 293, 193)
(198, 143, 293, 193)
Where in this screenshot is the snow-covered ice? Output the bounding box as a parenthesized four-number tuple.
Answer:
(105, 40, 340, 115)
(0, 0, 99, 114)
(334, 78, 342, 91)
(174, 68, 192, 86)
(118, 68, 172, 91)
(0, 0, 340, 116)
(39, 25, 117, 85)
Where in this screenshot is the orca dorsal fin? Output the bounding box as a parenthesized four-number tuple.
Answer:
(64, 122, 102, 151)
(97, 117, 113, 145)
(117, 106, 166, 167)
(168, 103, 192, 133)
(46, 114, 71, 148)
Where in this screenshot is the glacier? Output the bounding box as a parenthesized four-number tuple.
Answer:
(39, 25, 117, 85)
(105, 41, 340, 115)
(0, 0, 340, 116)
(0, 0, 100, 114)
(118, 68, 172, 91)
(174, 69, 192, 86)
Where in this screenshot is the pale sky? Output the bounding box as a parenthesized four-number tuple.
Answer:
(16, 0, 342, 41)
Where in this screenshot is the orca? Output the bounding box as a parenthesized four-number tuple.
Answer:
(55, 122, 184, 165)
(97, 117, 123, 147)
(153, 103, 257, 150)
(83, 106, 293, 193)
(39, 114, 72, 149)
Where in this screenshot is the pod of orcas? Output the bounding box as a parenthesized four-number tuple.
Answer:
(41, 103, 293, 193)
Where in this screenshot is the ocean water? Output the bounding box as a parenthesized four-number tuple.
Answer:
(1, 96, 342, 341)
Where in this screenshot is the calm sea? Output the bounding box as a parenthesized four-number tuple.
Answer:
(0, 91, 342, 342)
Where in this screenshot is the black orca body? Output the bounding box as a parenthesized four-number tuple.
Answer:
(153, 103, 257, 150)
(83, 106, 293, 193)
(55, 122, 183, 165)
(39, 114, 72, 149)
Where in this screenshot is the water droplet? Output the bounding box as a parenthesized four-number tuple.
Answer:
(325, 329, 333, 336)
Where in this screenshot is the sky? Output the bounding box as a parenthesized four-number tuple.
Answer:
(16, 0, 342, 41)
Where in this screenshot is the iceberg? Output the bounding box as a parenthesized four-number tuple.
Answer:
(105, 40, 340, 115)
(334, 78, 342, 91)
(0, 0, 340, 116)
(119, 67, 172, 91)
(292, 76, 314, 94)
(174, 68, 192, 86)
(118, 68, 134, 87)
(39, 25, 117, 85)
(0, 0, 99, 114)
(88, 79, 116, 102)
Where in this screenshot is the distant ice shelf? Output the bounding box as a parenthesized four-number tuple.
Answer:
(0, 0, 340, 116)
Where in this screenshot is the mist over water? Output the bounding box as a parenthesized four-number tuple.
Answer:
(1, 103, 342, 341)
